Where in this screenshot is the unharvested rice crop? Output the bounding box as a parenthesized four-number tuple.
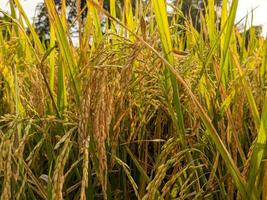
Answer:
(0, 0, 267, 199)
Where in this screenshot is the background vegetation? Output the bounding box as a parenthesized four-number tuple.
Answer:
(0, 0, 266, 199)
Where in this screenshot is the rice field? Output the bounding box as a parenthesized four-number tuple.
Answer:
(0, 0, 267, 199)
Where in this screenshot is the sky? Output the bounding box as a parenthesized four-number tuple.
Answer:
(1, 0, 267, 35)
(1, 0, 43, 19)
(235, 0, 267, 35)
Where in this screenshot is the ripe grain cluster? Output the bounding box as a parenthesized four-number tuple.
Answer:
(0, 0, 266, 199)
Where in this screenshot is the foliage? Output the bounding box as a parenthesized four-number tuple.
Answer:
(34, 0, 138, 39)
(0, 0, 267, 199)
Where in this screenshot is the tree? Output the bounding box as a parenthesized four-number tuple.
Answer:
(33, 0, 137, 40)
(180, 0, 222, 29)
(33, 0, 222, 42)
(34, 0, 87, 39)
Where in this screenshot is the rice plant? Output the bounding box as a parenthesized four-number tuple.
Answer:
(0, 0, 266, 199)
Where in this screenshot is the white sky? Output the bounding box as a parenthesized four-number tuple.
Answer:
(1, 0, 267, 35)
(235, 0, 267, 35)
(1, 0, 43, 20)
